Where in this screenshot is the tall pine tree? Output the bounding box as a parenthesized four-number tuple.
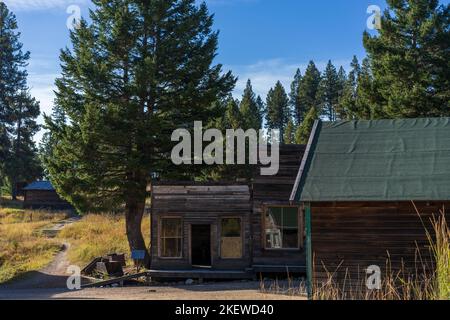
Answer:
(296, 61, 321, 124)
(240, 79, 262, 130)
(7, 91, 41, 199)
(256, 95, 265, 122)
(289, 68, 302, 125)
(44, 0, 235, 263)
(295, 106, 319, 144)
(337, 56, 361, 120)
(363, 0, 450, 117)
(283, 119, 296, 144)
(354, 58, 376, 119)
(40, 104, 67, 178)
(226, 97, 241, 130)
(0, 3, 41, 198)
(318, 60, 340, 121)
(265, 81, 289, 143)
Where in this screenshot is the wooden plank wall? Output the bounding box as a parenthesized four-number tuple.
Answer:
(252, 144, 307, 266)
(24, 190, 72, 209)
(150, 184, 252, 270)
(310, 201, 449, 284)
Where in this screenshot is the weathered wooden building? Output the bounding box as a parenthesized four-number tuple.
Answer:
(23, 181, 72, 210)
(290, 118, 450, 288)
(151, 183, 252, 272)
(251, 144, 306, 273)
(149, 118, 449, 284)
(149, 145, 307, 277)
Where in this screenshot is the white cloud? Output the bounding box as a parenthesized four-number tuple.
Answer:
(2, 0, 88, 11)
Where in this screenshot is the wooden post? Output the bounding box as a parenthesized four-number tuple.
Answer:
(305, 203, 313, 299)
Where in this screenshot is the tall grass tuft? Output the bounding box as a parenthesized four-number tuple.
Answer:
(426, 208, 449, 299)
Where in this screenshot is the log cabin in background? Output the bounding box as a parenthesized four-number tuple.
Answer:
(290, 118, 450, 289)
(23, 181, 72, 210)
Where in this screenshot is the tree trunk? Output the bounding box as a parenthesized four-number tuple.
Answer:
(125, 196, 150, 268)
(11, 178, 17, 200)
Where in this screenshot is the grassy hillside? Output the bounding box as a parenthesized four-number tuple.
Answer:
(0, 207, 68, 283)
(58, 214, 151, 267)
(0, 204, 151, 283)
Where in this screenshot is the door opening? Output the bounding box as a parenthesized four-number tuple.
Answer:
(191, 224, 212, 267)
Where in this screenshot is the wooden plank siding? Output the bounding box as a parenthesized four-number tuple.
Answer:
(24, 190, 72, 210)
(149, 145, 309, 274)
(252, 144, 307, 268)
(310, 201, 449, 284)
(150, 184, 252, 271)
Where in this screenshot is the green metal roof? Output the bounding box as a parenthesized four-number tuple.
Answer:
(291, 118, 450, 202)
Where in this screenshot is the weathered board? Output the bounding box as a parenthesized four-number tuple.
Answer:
(24, 190, 72, 210)
(150, 183, 252, 271)
(150, 145, 309, 275)
(252, 145, 307, 269)
(310, 201, 449, 285)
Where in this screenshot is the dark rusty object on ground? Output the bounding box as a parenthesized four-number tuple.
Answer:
(82, 253, 126, 277)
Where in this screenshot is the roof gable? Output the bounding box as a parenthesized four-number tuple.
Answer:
(291, 118, 450, 202)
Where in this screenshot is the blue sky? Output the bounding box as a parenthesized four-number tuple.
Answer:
(2, 0, 397, 141)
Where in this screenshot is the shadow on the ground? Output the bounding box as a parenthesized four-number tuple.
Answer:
(0, 272, 96, 300)
(0, 271, 69, 289)
(150, 279, 303, 292)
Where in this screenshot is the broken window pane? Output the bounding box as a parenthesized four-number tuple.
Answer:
(265, 207, 299, 249)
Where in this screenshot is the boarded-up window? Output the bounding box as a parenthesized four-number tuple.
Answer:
(221, 218, 242, 259)
(265, 207, 299, 249)
(160, 218, 182, 258)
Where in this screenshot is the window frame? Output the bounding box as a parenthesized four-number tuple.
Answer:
(219, 216, 243, 260)
(158, 216, 183, 259)
(262, 204, 303, 251)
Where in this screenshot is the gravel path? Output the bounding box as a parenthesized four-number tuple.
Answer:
(0, 242, 72, 290)
(0, 217, 80, 291)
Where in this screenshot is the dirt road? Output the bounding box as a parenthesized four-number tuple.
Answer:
(0, 242, 72, 290)
(0, 248, 306, 300)
(0, 281, 306, 300)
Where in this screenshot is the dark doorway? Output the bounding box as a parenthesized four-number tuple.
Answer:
(191, 225, 212, 267)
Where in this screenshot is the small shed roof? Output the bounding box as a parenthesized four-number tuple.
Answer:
(23, 181, 55, 191)
(291, 117, 450, 202)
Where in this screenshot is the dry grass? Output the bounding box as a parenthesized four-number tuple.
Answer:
(0, 207, 69, 284)
(58, 214, 151, 267)
(425, 208, 450, 299)
(312, 208, 450, 300)
(259, 273, 308, 297)
(0, 196, 23, 209)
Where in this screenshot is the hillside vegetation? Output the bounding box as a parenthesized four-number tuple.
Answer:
(0, 207, 68, 283)
(58, 214, 151, 267)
